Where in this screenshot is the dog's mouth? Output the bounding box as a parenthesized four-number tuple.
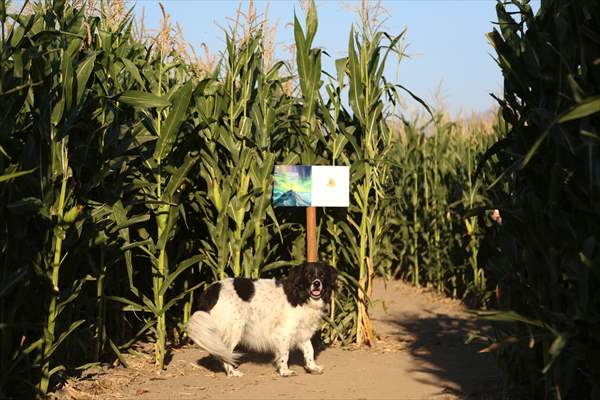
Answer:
(310, 279, 322, 299)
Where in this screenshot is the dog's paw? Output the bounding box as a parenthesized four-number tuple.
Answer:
(226, 369, 244, 377)
(278, 368, 297, 377)
(305, 364, 324, 374)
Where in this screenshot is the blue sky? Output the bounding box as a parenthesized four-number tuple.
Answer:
(134, 1, 538, 115)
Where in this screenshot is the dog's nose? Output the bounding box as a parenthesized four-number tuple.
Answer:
(313, 279, 321, 288)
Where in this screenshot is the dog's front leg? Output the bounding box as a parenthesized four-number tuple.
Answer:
(300, 340, 323, 374)
(274, 347, 296, 377)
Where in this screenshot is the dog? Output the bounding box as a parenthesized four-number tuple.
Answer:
(187, 261, 337, 377)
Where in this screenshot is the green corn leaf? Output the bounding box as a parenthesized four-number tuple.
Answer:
(475, 310, 545, 328)
(161, 154, 198, 202)
(121, 57, 145, 87)
(154, 81, 194, 161)
(62, 47, 75, 111)
(48, 365, 66, 379)
(347, 27, 365, 125)
(111, 202, 136, 294)
(156, 205, 178, 252)
(108, 339, 129, 368)
(158, 256, 202, 297)
(75, 52, 96, 104)
(22, 338, 44, 356)
(161, 282, 204, 315)
(56, 276, 94, 317)
(395, 84, 433, 118)
(305, 0, 318, 45)
(117, 319, 157, 352)
(51, 98, 65, 126)
(119, 240, 153, 252)
(294, 14, 308, 92)
(141, 294, 159, 316)
(114, 214, 150, 230)
(118, 90, 171, 108)
(520, 125, 552, 168)
(559, 96, 600, 122)
(107, 296, 151, 313)
(0, 168, 35, 183)
(335, 57, 347, 87)
(46, 319, 86, 358)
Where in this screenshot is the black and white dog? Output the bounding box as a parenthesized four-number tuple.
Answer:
(187, 261, 337, 377)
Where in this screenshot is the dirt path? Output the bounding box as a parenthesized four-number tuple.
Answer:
(55, 279, 500, 400)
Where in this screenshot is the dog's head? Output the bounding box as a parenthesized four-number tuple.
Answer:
(283, 261, 338, 307)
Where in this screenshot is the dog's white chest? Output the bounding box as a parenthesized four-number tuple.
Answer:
(290, 300, 324, 344)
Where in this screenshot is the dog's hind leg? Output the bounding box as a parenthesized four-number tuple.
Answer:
(223, 362, 243, 377)
(300, 340, 323, 374)
(223, 325, 244, 377)
(222, 344, 243, 376)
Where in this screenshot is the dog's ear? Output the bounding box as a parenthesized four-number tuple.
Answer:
(317, 261, 337, 287)
(288, 262, 306, 286)
(283, 262, 309, 306)
(319, 262, 338, 304)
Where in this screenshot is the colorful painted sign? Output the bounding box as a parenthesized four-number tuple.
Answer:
(273, 165, 349, 207)
(273, 165, 312, 207)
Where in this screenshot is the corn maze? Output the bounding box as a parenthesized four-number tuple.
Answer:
(0, 0, 598, 399)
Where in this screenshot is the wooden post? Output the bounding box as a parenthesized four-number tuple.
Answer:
(306, 206, 317, 262)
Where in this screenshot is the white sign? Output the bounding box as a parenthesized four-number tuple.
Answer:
(310, 166, 349, 207)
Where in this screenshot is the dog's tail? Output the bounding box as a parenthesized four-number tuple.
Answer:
(187, 311, 241, 366)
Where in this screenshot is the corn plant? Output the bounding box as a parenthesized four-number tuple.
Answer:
(106, 7, 201, 368)
(336, 20, 404, 346)
(478, 0, 600, 397)
(293, 1, 326, 165)
(0, 0, 106, 394)
(195, 13, 294, 281)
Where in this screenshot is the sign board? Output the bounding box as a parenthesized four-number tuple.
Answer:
(273, 165, 349, 207)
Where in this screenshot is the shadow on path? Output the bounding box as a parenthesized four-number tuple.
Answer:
(369, 278, 503, 399)
(375, 309, 502, 399)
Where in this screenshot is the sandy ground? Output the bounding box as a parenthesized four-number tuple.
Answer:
(54, 279, 501, 400)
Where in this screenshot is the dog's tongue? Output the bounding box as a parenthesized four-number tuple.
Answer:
(311, 289, 321, 297)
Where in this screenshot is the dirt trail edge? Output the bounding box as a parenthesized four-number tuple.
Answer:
(54, 279, 501, 400)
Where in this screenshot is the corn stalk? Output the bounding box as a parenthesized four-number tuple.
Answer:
(340, 23, 404, 346)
